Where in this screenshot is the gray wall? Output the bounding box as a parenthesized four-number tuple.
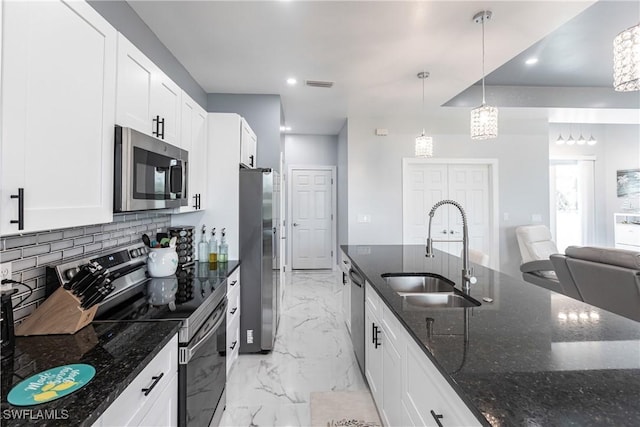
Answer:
(87, 0, 207, 108)
(284, 134, 338, 166)
(549, 123, 640, 246)
(346, 109, 550, 278)
(338, 121, 349, 248)
(0, 213, 171, 323)
(207, 94, 283, 172)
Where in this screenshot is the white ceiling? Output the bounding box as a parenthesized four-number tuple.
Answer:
(128, 0, 598, 135)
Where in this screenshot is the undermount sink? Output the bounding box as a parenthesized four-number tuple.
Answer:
(403, 293, 481, 309)
(381, 273, 455, 295)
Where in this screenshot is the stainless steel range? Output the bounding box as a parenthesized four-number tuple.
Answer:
(48, 243, 227, 427)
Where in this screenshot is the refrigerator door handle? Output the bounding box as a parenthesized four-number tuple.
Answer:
(272, 227, 277, 259)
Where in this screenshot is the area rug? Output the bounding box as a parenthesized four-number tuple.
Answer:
(310, 391, 382, 427)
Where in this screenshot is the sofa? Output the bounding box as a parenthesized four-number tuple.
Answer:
(550, 246, 640, 322)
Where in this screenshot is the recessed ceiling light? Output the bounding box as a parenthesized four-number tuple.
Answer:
(280, 126, 292, 132)
(285, 126, 292, 131)
(286, 78, 297, 85)
(525, 57, 538, 66)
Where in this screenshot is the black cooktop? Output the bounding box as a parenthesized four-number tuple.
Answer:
(95, 262, 232, 323)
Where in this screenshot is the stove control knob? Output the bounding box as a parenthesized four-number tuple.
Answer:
(65, 267, 80, 281)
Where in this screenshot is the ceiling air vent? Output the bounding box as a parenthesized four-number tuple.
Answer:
(305, 80, 334, 88)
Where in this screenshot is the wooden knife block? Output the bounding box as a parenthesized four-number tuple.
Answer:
(15, 287, 97, 336)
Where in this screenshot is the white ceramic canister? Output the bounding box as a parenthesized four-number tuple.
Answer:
(147, 247, 178, 277)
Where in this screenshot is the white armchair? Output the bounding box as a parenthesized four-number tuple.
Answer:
(515, 225, 583, 299)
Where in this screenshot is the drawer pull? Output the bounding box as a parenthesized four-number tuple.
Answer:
(230, 307, 238, 315)
(230, 280, 237, 286)
(430, 410, 444, 427)
(230, 340, 238, 350)
(141, 372, 164, 396)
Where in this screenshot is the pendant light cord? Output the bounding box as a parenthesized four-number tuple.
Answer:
(481, 12, 486, 105)
(422, 70, 426, 135)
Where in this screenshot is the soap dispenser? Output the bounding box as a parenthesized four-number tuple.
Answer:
(218, 228, 228, 263)
(198, 225, 208, 263)
(209, 228, 218, 264)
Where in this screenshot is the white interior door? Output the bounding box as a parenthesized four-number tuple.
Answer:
(291, 169, 333, 269)
(403, 163, 459, 255)
(447, 165, 490, 257)
(403, 161, 494, 264)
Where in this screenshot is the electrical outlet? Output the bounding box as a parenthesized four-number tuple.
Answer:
(0, 263, 12, 290)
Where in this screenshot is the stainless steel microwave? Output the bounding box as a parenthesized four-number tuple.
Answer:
(114, 126, 188, 212)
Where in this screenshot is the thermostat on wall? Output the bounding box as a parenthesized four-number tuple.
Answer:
(375, 128, 388, 136)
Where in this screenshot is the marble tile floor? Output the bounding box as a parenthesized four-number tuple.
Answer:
(219, 270, 368, 426)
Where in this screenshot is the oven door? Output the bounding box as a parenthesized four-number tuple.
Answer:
(178, 298, 227, 427)
(115, 126, 188, 212)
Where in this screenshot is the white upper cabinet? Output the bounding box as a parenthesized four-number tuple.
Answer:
(1, 0, 116, 235)
(240, 118, 257, 168)
(176, 92, 207, 213)
(116, 34, 181, 146)
(151, 72, 181, 145)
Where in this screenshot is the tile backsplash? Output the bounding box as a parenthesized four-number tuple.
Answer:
(0, 212, 170, 323)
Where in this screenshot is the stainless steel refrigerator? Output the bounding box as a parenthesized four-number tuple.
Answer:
(239, 168, 280, 353)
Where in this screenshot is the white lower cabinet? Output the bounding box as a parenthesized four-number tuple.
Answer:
(402, 342, 479, 427)
(94, 334, 178, 427)
(365, 283, 402, 426)
(226, 268, 241, 374)
(340, 250, 351, 333)
(364, 283, 480, 427)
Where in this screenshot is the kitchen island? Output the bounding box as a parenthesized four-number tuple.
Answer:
(1, 321, 180, 426)
(342, 245, 640, 426)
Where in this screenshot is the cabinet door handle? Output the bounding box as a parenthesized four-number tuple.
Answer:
(230, 340, 237, 350)
(249, 154, 254, 167)
(230, 307, 237, 315)
(373, 324, 381, 349)
(230, 280, 237, 286)
(10, 188, 24, 230)
(152, 115, 161, 137)
(371, 322, 375, 344)
(159, 117, 165, 139)
(141, 372, 164, 396)
(430, 410, 444, 427)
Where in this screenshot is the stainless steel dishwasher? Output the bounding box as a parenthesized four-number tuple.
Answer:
(349, 267, 365, 375)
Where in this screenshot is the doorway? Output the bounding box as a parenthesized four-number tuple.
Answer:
(287, 166, 336, 269)
(402, 158, 499, 270)
(549, 158, 595, 252)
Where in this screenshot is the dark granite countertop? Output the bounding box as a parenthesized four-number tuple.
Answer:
(1, 321, 181, 426)
(342, 245, 640, 427)
(195, 259, 240, 279)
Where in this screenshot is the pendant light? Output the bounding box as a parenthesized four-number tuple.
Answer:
(470, 10, 498, 140)
(566, 125, 575, 146)
(587, 134, 598, 146)
(613, 23, 640, 92)
(555, 133, 565, 145)
(415, 71, 433, 157)
(577, 125, 586, 145)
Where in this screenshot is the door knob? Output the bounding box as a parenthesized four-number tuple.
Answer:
(293, 223, 299, 227)
(441, 229, 447, 234)
(450, 230, 455, 234)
